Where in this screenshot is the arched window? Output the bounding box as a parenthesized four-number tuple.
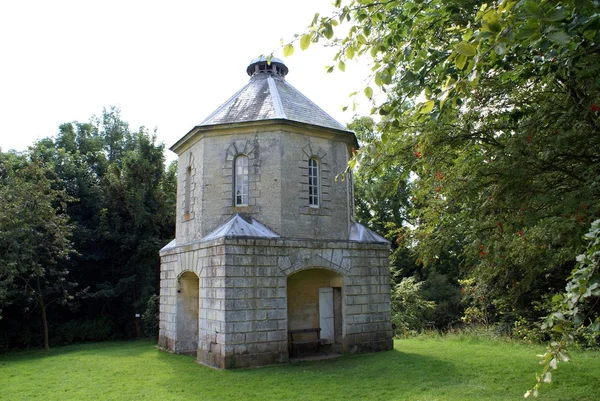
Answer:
(308, 157, 319, 207)
(234, 155, 249, 206)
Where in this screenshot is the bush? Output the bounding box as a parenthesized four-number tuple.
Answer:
(421, 269, 463, 331)
(51, 317, 113, 345)
(141, 294, 159, 338)
(391, 277, 435, 336)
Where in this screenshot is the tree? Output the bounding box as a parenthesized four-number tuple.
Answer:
(0, 108, 176, 349)
(349, 116, 464, 331)
(288, 0, 600, 394)
(40, 108, 176, 339)
(0, 151, 76, 350)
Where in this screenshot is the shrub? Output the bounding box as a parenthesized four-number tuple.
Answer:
(51, 317, 113, 345)
(391, 276, 435, 336)
(141, 294, 159, 338)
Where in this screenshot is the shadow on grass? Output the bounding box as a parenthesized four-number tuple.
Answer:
(4, 340, 599, 400)
(0, 339, 154, 364)
(155, 348, 458, 400)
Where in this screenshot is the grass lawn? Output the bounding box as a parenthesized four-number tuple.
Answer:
(1, 336, 598, 400)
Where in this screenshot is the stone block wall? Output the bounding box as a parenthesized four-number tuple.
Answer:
(159, 236, 393, 369)
(173, 125, 356, 245)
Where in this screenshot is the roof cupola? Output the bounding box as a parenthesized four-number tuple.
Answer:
(246, 56, 288, 78)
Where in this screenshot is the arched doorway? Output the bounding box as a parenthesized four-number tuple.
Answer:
(176, 271, 199, 354)
(287, 268, 343, 356)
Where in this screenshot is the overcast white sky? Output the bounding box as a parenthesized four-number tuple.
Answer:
(0, 0, 374, 160)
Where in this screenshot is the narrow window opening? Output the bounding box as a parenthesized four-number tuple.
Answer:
(184, 165, 192, 215)
(235, 155, 249, 206)
(308, 158, 320, 207)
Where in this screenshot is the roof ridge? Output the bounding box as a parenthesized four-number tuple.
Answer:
(267, 76, 287, 119)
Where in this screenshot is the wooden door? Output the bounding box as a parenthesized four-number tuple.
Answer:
(319, 287, 334, 343)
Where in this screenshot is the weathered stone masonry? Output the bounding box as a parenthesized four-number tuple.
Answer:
(160, 237, 391, 368)
(159, 56, 393, 369)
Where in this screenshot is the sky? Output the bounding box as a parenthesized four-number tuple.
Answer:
(0, 0, 375, 160)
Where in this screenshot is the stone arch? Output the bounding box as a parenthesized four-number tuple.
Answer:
(287, 268, 344, 354)
(176, 270, 199, 354)
(279, 248, 351, 277)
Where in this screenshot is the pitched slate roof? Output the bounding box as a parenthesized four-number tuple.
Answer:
(198, 57, 349, 132)
(201, 214, 280, 242)
(349, 221, 390, 244)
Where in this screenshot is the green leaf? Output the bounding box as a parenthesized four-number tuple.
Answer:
(403, 70, 416, 83)
(323, 23, 334, 39)
(346, 46, 355, 60)
(462, 29, 473, 41)
(348, 158, 357, 170)
(357, 34, 367, 45)
(482, 11, 502, 33)
(364, 86, 373, 99)
(516, 27, 536, 40)
(283, 44, 294, 57)
(455, 54, 467, 70)
(546, 8, 566, 21)
(455, 42, 476, 56)
(583, 30, 596, 41)
(420, 100, 435, 114)
(300, 34, 311, 51)
(524, 0, 539, 14)
(374, 72, 383, 87)
(338, 60, 346, 72)
(548, 31, 571, 45)
(495, 43, 506, 55)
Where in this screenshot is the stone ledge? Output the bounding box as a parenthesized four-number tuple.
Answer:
(160, 235, 390, 256)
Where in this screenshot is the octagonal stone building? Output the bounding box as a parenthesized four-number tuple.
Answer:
(158, 57, 393, 368)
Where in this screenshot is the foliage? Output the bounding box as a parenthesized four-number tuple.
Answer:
(526, 219, 600, 397)
(292, 0, 599, 119)
(0, 107, 176, 349)
(141, 293, 160, 338)
(289, 0, 600, 392)
(51, 317, 113, 344)
(2, 338, 600, 400)
(391, 276, 435, 335)
(0, 152, 76, 349)
(349, 116, 463, 331)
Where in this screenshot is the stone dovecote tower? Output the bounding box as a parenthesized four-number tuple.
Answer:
(159, 57, 393, 368)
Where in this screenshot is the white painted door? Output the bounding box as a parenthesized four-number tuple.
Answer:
(319, 287, 334, 343)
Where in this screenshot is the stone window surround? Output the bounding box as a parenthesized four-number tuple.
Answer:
(299, 144, 331, 216)
(182, 152, 196, 222)
(234, 154, 249, 206)
(308, 157, 320, 208)
(223, 140, 259, 215)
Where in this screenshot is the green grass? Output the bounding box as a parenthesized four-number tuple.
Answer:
(1, 336, 598, 400)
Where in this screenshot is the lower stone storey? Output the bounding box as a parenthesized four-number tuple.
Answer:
(159, 236, 393, 368)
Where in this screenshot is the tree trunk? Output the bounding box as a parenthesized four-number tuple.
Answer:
(36, 276, 50, 351)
